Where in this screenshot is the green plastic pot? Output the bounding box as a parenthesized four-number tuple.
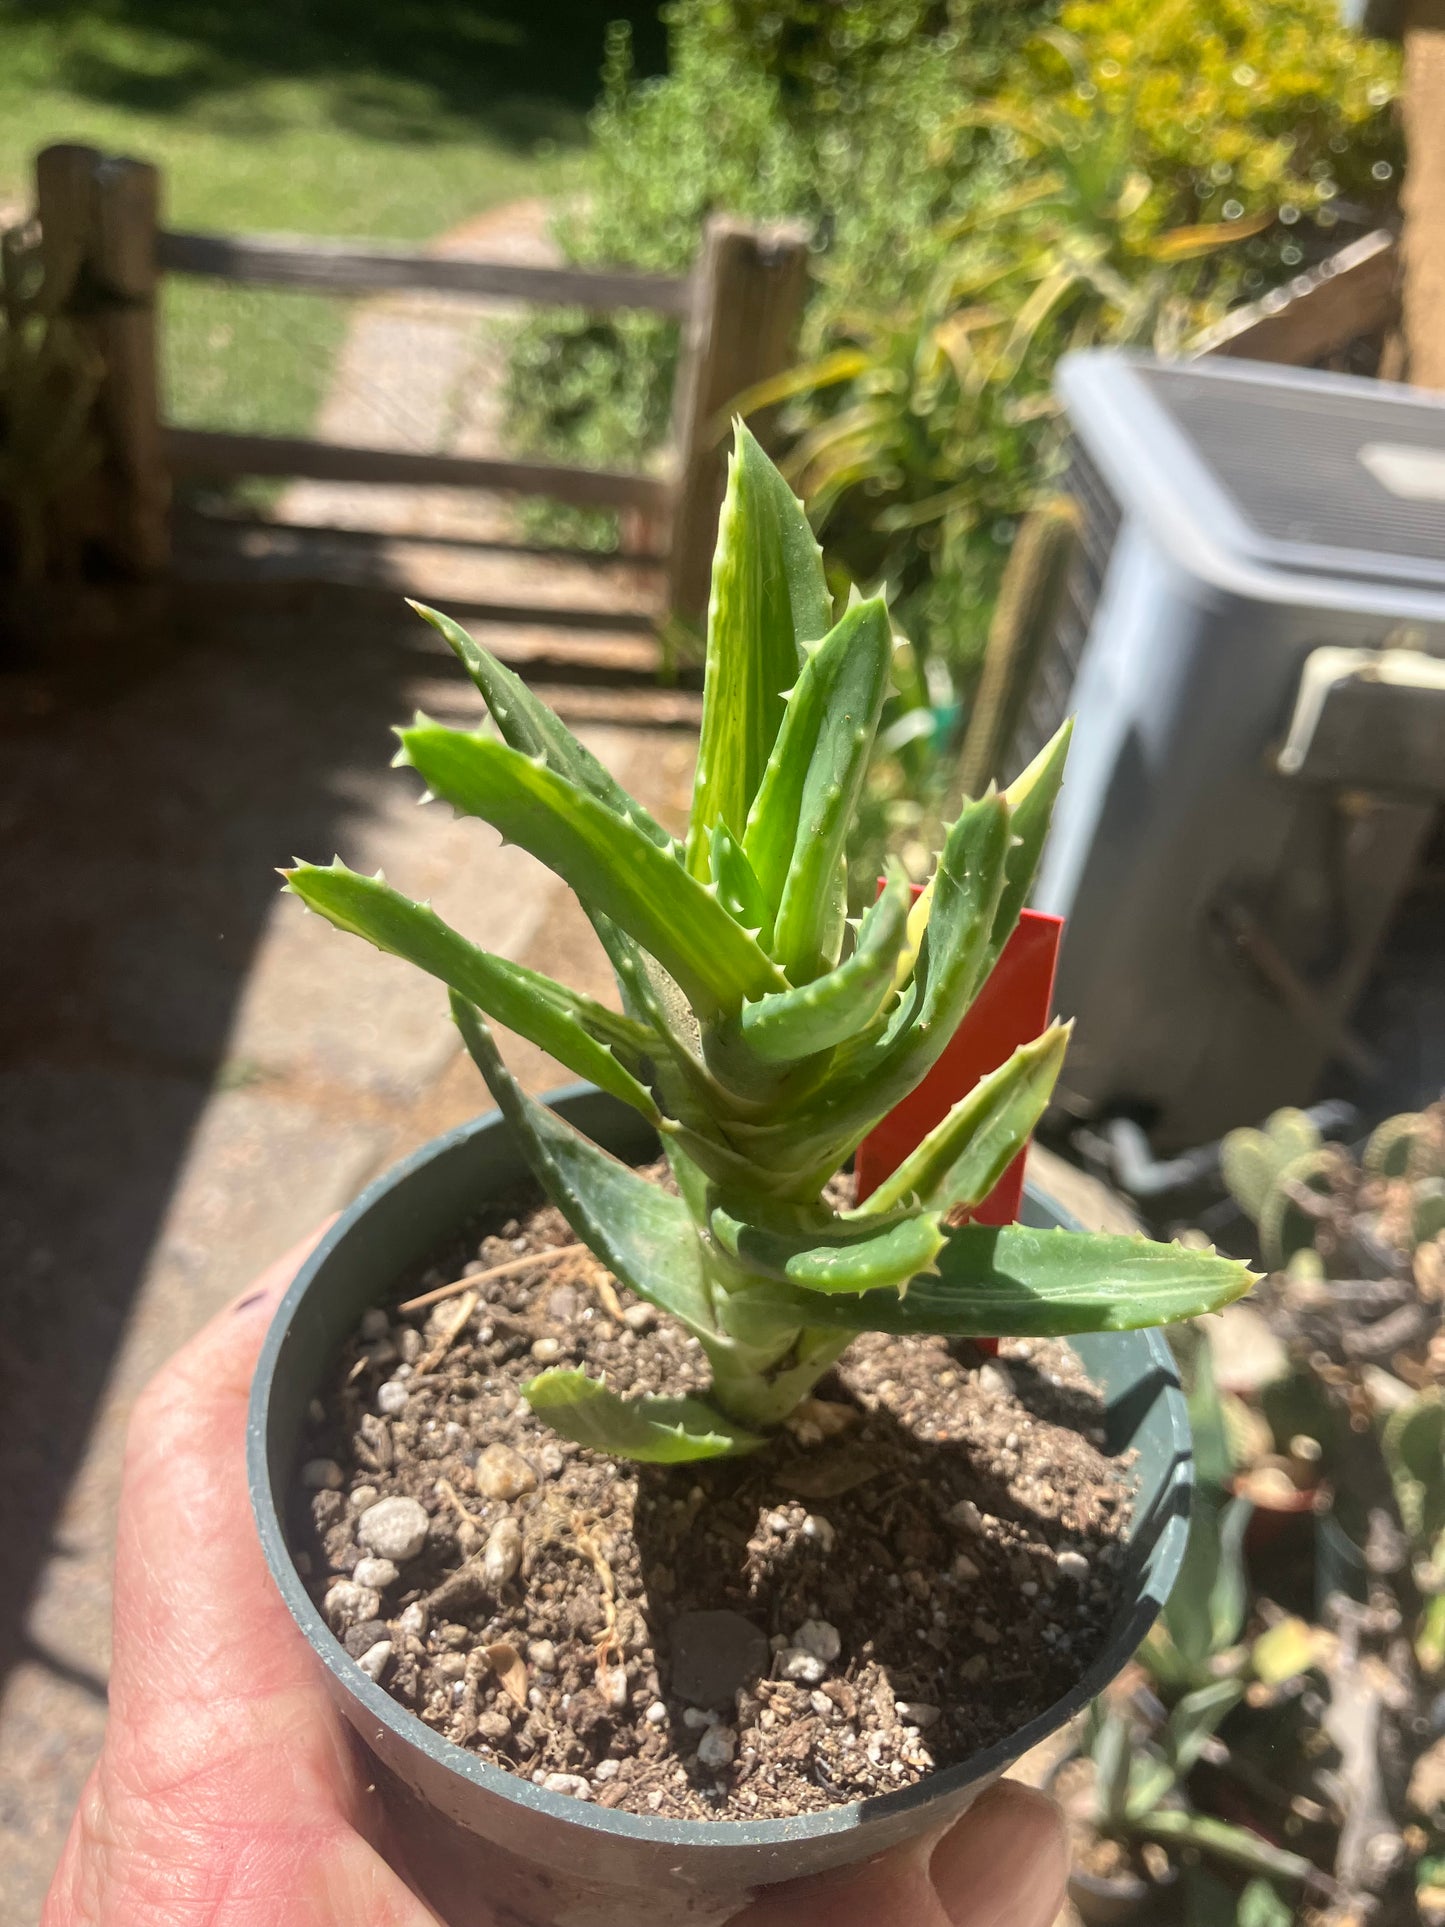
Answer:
(248, 1087, 1193, 1927)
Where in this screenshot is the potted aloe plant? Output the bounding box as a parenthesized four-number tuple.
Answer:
(251, 427, 1252, 1927)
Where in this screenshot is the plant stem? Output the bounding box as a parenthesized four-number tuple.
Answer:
(705, 1328, 853, 1430)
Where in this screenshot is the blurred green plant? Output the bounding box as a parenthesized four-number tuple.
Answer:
(501, 0, 1043, 547)
(1041, 0, 1401, 236)
(743, 87, 1272, 739)
(1081, 1690, 1315, 1889)
(504, 0, 1398, 714)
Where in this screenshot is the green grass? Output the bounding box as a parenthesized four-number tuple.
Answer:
(0, 0, 664, 436)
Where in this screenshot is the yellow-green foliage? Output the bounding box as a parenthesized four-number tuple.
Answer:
(1041, 0, 1401, 227)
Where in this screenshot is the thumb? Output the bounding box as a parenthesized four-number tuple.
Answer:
(736, 1781, 1067, 1927)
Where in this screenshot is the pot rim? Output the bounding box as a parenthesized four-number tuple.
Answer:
(247, 1086, 1191, 1853)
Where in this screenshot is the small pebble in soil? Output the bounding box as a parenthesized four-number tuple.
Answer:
(948, 1499, 984, 1533)
(597, 1658, 629, 1711)
(793, 1619, 841, 1663)
(896, 1701, 942, 1729)
(482, 1515, 522, 1588)
(543, 1774, 591, 1800)
(343, 1619, 390, 1659)
(978, 1363, 1014, 1398)
(356, 1639, 392, 1682)
(349, 1484, 379, 1512)
(530, 1337, 561, 1364)
(356, 1496, 428, 1564)
(301, 1459, 343, 1490)
(669, 1610, 772, 1711)
(527, 1639, 557, 1673)
(376, 1380, 409, 1416)
(594, 1759, 620, 1782)
(1056, 1550, 1091, 1582)
(645, 1702, 668, 1725)
(800, 1514, 836, 1550)
(681, 1707, 713, 1731)
(780, 1649, 827, 1685)
(360, 1308, 390, 1342)
(398, 1601, 428, 1639)
(474, 1443, 537, 1501)
(324, 1580, 380, 1628)
(622, 1303, 656, 1332)
(352, 1556, 399, 1591)
(696, 1725, 736, 1770)
(952, 1553, 980, 1582)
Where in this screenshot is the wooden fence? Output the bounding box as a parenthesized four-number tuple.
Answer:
(15, 142, 812, 621)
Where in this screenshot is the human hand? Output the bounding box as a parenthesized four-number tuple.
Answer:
(43, 1231, 1067, 1927)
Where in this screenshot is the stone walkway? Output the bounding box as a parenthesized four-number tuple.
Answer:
(0, 595, 697, 1915)
(0, 196, 697, 1919)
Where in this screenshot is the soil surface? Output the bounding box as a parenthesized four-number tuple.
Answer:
(292, 1174, 1135, 1821)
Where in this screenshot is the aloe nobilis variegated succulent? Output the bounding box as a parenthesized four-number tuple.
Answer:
(284, 426, 1252, 1461)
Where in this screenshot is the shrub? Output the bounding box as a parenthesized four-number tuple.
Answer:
(501, 1, 1040, 540)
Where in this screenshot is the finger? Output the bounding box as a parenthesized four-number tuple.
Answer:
(736, 1779, 1067, 1927)
(107, 1222, 337, 1729)
(44, 1226, 442, 1927)
(931, 1781, 1069, 1927)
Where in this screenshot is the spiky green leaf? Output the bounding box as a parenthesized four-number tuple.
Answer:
(451, 996, 714, 1337)
(409, 601, 675, 852)
(522, 1370, 763, 1461)
(734, 866, 909, 1064)
(711, 795, 1017, 1186)
(721, 1225, 1255, 1344)
(742, 597, 892, 981)
(986, 720, 1071, 968)
(911, 792, 1014, 1038)
(402, 726, 783, 1017)
(858, 1021, 1070, 1214)
(708, 1202, 946, 1295)
(284, 862, 660, 1119)
(709, 821, 773, 941)
(686, 422, 830, 877)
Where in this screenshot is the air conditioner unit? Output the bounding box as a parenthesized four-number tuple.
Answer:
(1019, 352, 1445, 1151)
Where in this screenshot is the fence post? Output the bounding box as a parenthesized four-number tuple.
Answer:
(34, 143, 101, 312)
(667, 215, 810, 625)
(93, 156, 169, 573)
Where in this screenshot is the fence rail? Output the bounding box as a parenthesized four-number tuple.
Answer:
(164, 427, 673, 513)
(22, 142, 811, 621)
(155, 228, 694, 315)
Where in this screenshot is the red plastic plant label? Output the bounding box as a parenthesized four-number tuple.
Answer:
(855, 906, 1064, 1222)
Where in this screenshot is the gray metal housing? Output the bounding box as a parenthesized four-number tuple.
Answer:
(1036, 352, 1444, 1149)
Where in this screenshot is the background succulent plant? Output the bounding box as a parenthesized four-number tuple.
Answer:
(285, 426, 1251, 1461)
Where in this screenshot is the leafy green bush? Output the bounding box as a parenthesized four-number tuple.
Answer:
(1043, 0, 1401, 234)
(504, 0, 1399, 670)
(503, 17, 813, 544)
(501, 0, 1040, 541)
